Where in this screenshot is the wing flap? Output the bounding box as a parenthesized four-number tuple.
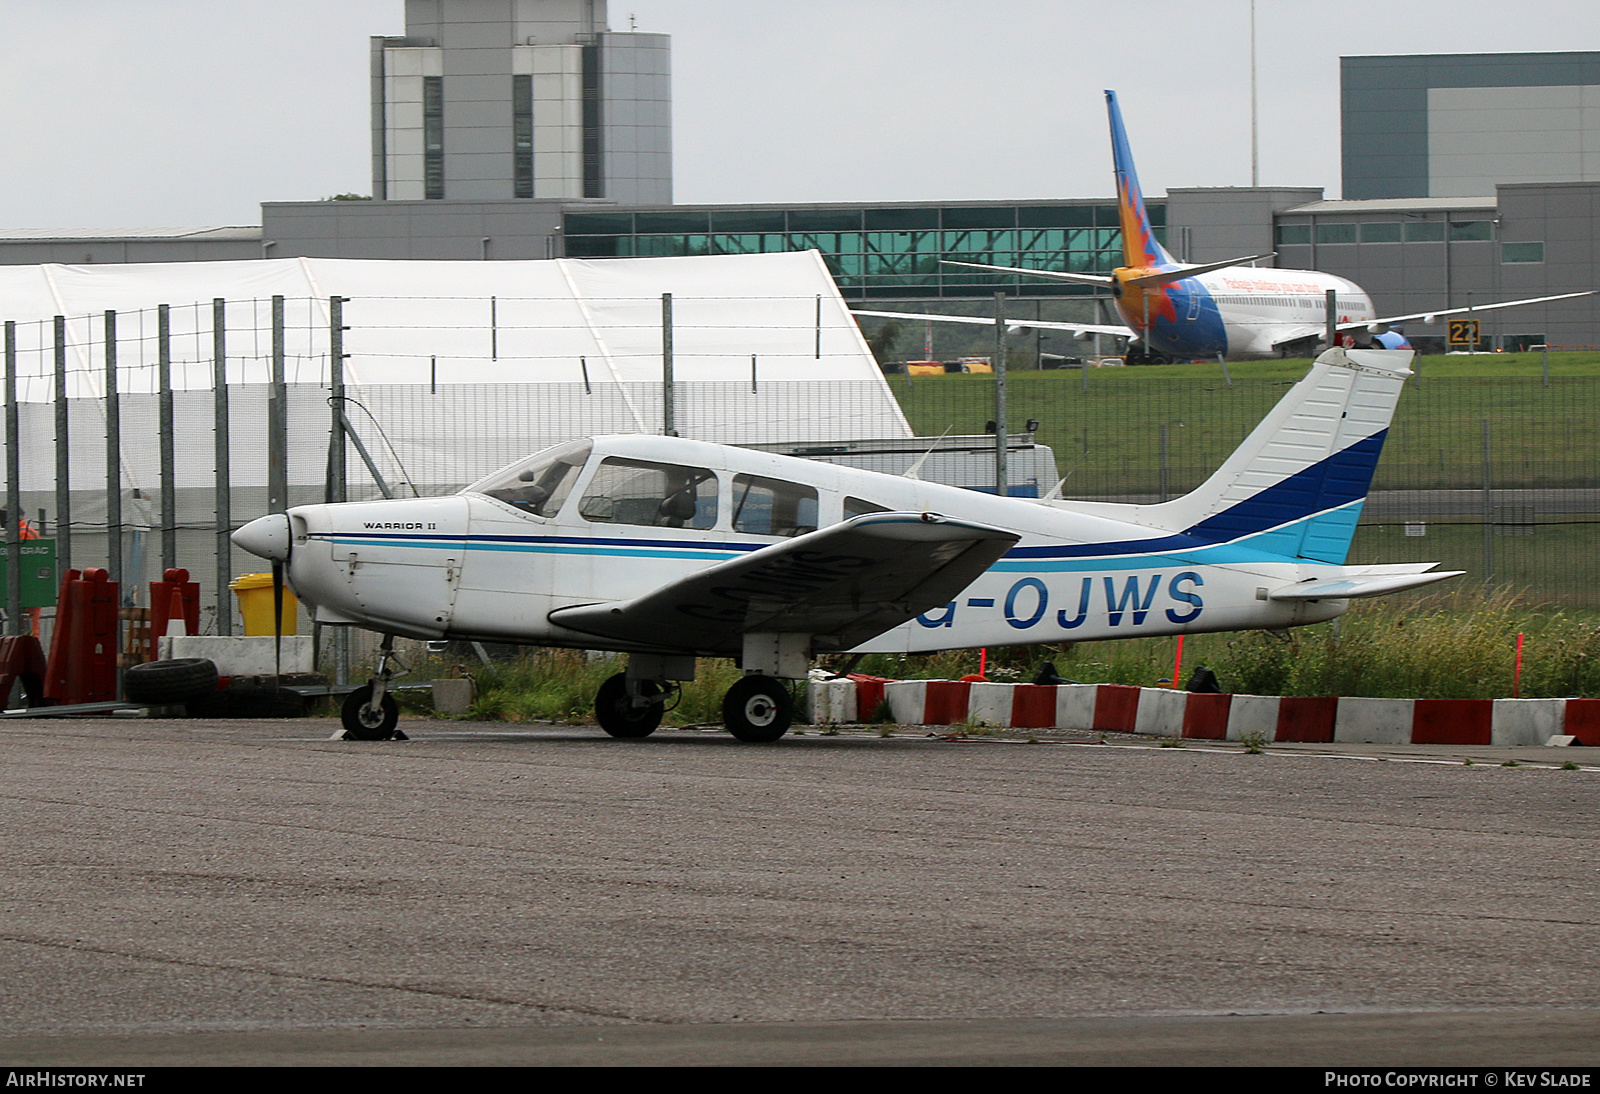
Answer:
(548, 513, 1019, 654)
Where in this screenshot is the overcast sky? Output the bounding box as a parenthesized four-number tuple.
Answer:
(1, 1, 1595, 230)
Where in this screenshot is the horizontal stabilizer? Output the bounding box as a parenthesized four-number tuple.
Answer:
(1123, 253, 1276, 289)
(937, 259, 1115, 286)
(548, 512, 1019, 654)
(1269, 568, 1463, 601)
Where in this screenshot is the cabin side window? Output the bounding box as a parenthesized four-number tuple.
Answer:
(731, 475, 818, 538)
(844, 496, 891, 520)
(578, 458, 719, 529)
(471, 439, 592, 518)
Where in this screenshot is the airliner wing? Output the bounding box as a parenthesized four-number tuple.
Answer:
(1344, 291, 1596, 332)
(547, 512, 1020, 654)
(938, 259, 1115, 286)
(852, 309, 1133, 338)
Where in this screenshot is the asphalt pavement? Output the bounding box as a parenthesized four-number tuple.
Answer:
(1, 716, 1596, 1066)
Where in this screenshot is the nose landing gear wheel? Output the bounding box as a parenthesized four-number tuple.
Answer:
(595, 672, 663, 738)
(723, 675, 793, 743)
(341, 684, 400, 740)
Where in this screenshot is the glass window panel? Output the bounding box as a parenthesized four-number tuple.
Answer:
(1403, 221, 1446, 242)
(563, 236, 624, 258)
(711, 210, 786, 233)
(789, 209, 862, 232)
(731, 475, 819, 538)
(1274, 223, 1312, 246)
(1502, 241, 1544, 263)
(1316, 223, 1358, 245)
(564, 212, 634, 235)
(1360, 222, 1402, 243)
(634, 211, 709, 234)
(844, 497, 891, 520)
(1094, 205, 1122, 227)
(864, 207, 939, 231)
(1020, 204, 1094, 228)
(579, 458, 718, 530)
(471, 440, 593, 518)
(1450, 220, 1493, 242)
(943, 206, 1015, 230)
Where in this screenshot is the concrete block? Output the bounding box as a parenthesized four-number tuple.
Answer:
(1334, 697, 1415, 744)
(808, 678, 857, 724)
(1492, 699, 1569, 746)
(885, 680, 927, 725)
(1182, 693, 1233, 740)
(431, 678, 475, 716)
(967, 682, 1014, 727)
(1225, 694, 1280, 742)
(159, 635, 314, 676)
(1134, 687, 1186, 737)
(1053, 684, 1097, 730)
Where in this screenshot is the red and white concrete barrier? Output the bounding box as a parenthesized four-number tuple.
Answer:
(809, 676, 1599, 745)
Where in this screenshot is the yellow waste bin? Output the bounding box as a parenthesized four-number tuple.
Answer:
(229, 573, 299, 636)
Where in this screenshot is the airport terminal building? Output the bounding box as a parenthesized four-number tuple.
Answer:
(1, 7, 1597, 351)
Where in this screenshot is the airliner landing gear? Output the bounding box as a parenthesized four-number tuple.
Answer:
(342, 633, 407, 741)
(595, 672, 665, 738)
(723, 675, 793, 743)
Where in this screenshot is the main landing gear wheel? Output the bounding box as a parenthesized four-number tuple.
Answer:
(595, 672, 663, 738)
(723, 675, 792, 743)
(342, 684, 399, 740)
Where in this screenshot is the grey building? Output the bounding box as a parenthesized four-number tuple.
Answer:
(371, 0, 670, 204)
(1343, 51, 1600, 200)
(1273, 182, 1600, 350)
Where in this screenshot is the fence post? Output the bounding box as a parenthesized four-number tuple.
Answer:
(158, 304, 176, 574)
(994, 292, 1007, 496)
(1481, 417, 1493, 592)
(268, 295, 288, 514)
(1159, 422, 1170, 503)
(104, 311, 121, 591)
(212, 299, 230, 635)
(327, 296, 347, 504)
(661, 292, 675, 437)
(53, 315, 70, 574)
(4, 321, 18, 634)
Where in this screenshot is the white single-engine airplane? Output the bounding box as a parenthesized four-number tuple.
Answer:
(234, 342, 1458, 743)
(853, 90, 1592, 360)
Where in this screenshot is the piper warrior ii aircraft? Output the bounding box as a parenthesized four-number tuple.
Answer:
(233, 344, 1459, 743)
(854, 90, 1592, 361)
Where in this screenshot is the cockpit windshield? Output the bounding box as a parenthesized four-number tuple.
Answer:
(467, 439, 593, 518)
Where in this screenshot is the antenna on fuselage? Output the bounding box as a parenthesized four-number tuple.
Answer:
(1037, 470, 1075, 503)
(902, 426, 954, 481)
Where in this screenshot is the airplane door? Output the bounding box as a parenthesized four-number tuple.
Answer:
(327, 496, 469, 638)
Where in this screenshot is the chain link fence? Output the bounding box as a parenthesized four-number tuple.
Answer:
(5, 294, 1597, 654)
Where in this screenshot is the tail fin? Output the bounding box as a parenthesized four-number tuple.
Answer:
(1061, 347, 1414, 565)
(1105, 90, 1177, 269)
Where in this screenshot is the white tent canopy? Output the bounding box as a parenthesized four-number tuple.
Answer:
(0, 249, 907, 420)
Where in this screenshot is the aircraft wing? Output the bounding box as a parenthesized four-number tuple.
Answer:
(547, 512, 1020, 654)
(1340, 291, 1596, 333)
(852, 309, 1133, 338)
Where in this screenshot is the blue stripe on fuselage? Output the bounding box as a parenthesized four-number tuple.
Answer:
(314, 431, 1385, 569)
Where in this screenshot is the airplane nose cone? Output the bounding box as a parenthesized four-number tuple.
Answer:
(233, 513, 292, 562)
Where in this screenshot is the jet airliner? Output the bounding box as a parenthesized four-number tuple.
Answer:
(855, 90, 1591, 361)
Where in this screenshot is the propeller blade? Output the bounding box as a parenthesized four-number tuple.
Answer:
(272, 558, 284, 691)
